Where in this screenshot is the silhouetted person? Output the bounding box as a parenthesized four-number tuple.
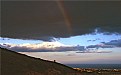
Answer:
(54, 60, 56, 62)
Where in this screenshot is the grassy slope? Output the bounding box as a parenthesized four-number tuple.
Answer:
(0, 47, 81, 75)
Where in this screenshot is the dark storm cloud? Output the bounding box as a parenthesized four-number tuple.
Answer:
(37, 36, 57, 42)
(1, 1, 121, 40)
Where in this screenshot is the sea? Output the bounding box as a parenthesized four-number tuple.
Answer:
(66, 64, 121, 69)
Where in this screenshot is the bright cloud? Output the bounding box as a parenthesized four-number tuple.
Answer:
(0, 42, 85, 52)
(0, 41, 113, 53)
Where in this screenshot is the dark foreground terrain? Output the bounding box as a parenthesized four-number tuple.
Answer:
(0, 47, 81, 75)
(1, 47, 121, 75)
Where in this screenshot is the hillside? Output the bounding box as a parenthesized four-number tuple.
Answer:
(0, 47, 81, 75)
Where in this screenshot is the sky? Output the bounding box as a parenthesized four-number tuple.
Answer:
(1, 32, 121, 64)
(1, 1, 121, 64)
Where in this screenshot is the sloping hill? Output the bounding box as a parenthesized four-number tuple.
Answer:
(0, 47, 81, 75)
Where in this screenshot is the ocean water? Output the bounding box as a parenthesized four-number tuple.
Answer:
(66, 64, 121, 69)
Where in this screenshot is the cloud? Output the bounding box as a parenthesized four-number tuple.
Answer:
(86, 39, 121, 50)
(87, 38, 101, 42)
(67, 53, 76, 56)
(76, 50, 112, 53)
(35, 36, 58, 42)
(0, 41, 115, 53)
(0, 42, 85, 52)
(1, 1, 121, 40)
(86, 44, 115, 49)
(102, 39, 121, 47)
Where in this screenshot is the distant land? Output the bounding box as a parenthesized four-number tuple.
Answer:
(0, 47, 81, 75)
(66, 64, 121, 69)
(66, 64, 121, 75)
